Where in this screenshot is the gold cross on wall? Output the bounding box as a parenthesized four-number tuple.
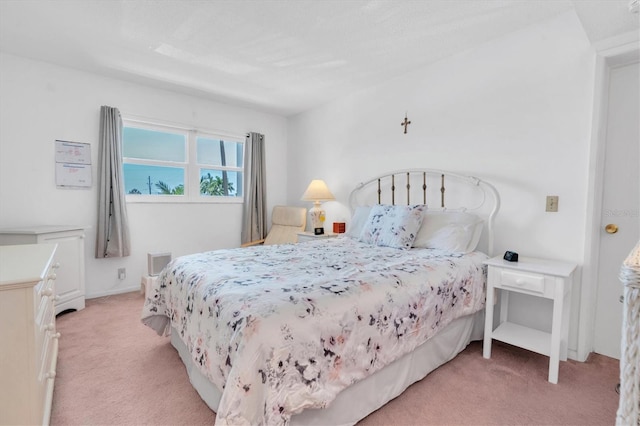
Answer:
(401, 114, 411, 134)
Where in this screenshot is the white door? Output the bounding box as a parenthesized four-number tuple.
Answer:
(593, 61, 640, 359)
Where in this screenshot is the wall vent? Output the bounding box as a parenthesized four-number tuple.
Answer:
(147, 252, 172, 276)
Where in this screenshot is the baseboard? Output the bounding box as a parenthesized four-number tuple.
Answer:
(568, 348, 581, 362)
(85, 285, 140, 299)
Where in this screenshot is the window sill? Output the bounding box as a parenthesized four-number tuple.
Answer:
(125, 195, 243, 204)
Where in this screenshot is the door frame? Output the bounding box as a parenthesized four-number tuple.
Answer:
(579, 31, 639, 362)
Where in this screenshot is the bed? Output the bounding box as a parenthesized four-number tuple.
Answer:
(141, 169, 500, 425)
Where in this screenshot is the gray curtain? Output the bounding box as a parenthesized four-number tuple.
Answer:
(96, 106, 131, 258)
(241, 132, 267, 244)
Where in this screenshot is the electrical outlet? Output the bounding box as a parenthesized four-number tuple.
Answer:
(546, 195, 559, 212)
(118, 268, 126, 280)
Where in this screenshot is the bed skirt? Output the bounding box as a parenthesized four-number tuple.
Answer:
(170, 309, 485, 425)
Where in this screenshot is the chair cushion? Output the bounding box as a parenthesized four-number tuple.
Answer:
(264, 206, 307, 245)
(271, 206, 306, 227)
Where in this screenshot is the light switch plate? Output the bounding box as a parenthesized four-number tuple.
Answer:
(546, 195, 559, 212)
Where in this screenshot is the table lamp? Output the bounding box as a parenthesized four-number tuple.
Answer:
(301, 179, 335, 235)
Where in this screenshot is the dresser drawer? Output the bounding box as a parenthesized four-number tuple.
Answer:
(36, 332, 55, 426)
(36, 286, 54, 327)
(498, 269, 546, 294)
(36, 279, 55, 331)
(35, 269, 56, 369)
(35, 272, 55, 313)
(39, 327, 58, 382)
(37, 297, 55, 365)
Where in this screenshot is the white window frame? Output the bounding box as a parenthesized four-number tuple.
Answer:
(122, 118, 245, 204)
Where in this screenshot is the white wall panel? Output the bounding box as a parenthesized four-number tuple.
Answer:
(0, 53, 287, 297)
(287, 11, 596, 359)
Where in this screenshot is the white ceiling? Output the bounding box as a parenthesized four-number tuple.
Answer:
(0, 0, 638, 116)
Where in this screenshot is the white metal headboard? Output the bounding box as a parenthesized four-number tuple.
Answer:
(348, 169, 500, 255)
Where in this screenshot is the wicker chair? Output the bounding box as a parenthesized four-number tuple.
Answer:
(241, 205, 307, 247)
(616, 240, 640, 426)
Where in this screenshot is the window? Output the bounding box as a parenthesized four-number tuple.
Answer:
(197, 136, 243, 197)
(122, 121, 244, 202)
(123, 126, 187, 196)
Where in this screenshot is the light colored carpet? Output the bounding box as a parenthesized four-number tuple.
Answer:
(51, 292, 619, 425)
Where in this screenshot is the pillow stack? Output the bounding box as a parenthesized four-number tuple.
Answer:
(347, 205, 484, 253)
(412, 211, 483, 253)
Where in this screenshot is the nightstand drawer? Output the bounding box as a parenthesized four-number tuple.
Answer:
(499, 270, 545, 294)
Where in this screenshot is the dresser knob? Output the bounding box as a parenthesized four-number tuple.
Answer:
(48, 273, 57, 280)
(46, 323, 55, 331)
(53, 262, 61, 269)
(39, 288, 53, 297)
(46, 371, 56, 379)
(53, 295, 61, 302)
(53, 332, 61, 339)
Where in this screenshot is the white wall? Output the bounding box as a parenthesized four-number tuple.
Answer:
(287, 11, 595, 358)
(0, 10, 598, 357)
(0, 53, 288, 298)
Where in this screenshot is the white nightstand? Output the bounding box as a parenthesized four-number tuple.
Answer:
(483, 255, 577, 384)
(296, 232, 339, 243)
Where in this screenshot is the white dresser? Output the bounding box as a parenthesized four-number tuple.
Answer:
(0, 226, 85, 314)
(0, 243, 60, 425)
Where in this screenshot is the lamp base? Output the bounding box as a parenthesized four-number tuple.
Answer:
(309, 204, 326, 235)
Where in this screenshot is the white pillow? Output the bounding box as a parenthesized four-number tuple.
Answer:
(412, 211, 483, 253)
(359, 204, 426, 250)
(345, 206, 372, 239)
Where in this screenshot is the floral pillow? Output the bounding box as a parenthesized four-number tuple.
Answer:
(359, 204, 426, 249)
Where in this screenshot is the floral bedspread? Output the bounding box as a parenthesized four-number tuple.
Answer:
(141, 237, 488, 425)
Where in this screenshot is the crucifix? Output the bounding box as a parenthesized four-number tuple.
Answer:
(401, 113, 411, 134)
